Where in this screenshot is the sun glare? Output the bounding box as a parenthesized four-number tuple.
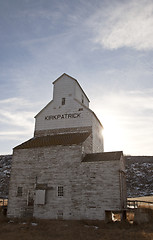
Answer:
(102, 116, 124, 152)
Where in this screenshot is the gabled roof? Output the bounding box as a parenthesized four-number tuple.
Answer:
(35, 73, 90, 118)
(82, 151, 123, 162)
(53, 73, 90, 102)
(14, 132, 91, 150)
(35, 100, 53, 118)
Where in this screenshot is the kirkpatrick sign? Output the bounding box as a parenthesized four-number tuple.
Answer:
(45, 113, 81, 120)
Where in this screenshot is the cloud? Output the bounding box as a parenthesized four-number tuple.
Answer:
(0, 97, 45, 153)
(87, 0, 153, 50)
(94, 89, 153, 124)
(0, 131, 27, 141)
(0, 97, 38, 141)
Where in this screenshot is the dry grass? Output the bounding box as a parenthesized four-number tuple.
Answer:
(128, 196, 153, 210)
(128, 196, 153, 208)
(139, 204, 153, 210)
(0, 214, 153, 240)
(128, 196, 153, 202)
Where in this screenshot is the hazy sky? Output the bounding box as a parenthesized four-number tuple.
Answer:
(1, 0, 153, 155)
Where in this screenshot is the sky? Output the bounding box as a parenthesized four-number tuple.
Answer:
(0, 0, 153, 156)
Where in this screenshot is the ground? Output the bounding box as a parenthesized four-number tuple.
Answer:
(0, 216, 153, 240)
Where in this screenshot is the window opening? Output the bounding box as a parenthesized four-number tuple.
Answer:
(58, 186, 64, 197)
(62, 98, 65, 105)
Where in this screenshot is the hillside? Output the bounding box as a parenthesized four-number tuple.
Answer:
(126, 156, 153, 197)
(0, 155, 12, 198)
(0, 155, 152, 198)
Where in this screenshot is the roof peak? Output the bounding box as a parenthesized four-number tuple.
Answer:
(52, 73, 90, 102)
(52, 73, 78, 84)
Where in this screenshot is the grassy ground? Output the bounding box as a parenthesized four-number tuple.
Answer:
(0, 215, 153, 240)
(128, 196, 153, 202)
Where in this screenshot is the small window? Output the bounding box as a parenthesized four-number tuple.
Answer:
(82, 95, 84, 104)
(17, 187, 22, 196)
(58, 186, 64, 197)
(62, 98, 65, 105)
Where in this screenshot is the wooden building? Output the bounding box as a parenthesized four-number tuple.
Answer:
(7, 73, 126, 220)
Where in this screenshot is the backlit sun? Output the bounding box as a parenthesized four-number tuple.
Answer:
(101, 116, 124, 152)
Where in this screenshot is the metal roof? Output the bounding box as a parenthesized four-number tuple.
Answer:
(14, 132, 91, 150)
(82, 151, 123, 162)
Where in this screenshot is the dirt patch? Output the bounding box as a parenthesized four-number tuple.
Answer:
(0, 215, 153, 240)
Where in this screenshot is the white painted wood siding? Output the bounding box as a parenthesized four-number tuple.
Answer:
(35, 99, 92, 131)
(35, 190, 46, 205)
(92, 115, 104, 153)
(53, 75, 75, 106)
(8, 146, 124, 220)
(74, 82, 89, 107)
